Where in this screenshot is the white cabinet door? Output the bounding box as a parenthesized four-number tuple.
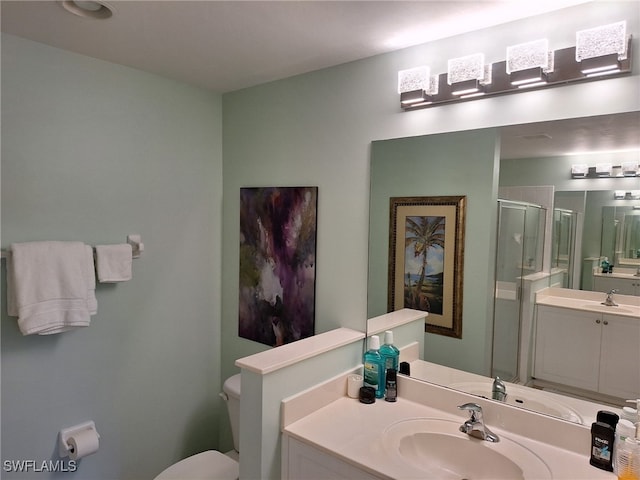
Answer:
(593, 275, 638, 296)
(534, 305, 602, 391)
(283, 436, 383, 480)
(599, 314, 640, 399)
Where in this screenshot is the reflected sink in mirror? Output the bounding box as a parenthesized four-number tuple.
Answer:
(448, 382, 583, 424)
(383, 418, 552, 480)
(584, 304, 636, 314)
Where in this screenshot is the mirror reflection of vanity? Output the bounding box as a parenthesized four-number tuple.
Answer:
(554, 191, 640, 293)
(367, 111, 640, 424)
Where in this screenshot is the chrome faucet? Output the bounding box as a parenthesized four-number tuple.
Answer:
(492, 377, 507, 402)
(458, 403, 500, 442)
(601, 289, 618, 307)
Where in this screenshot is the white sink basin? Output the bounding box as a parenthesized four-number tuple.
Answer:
(448, 382, 583, 424)
(383, 418, 552, 480)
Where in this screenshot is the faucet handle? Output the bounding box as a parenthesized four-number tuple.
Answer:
(608, 289, 618, 295)
(458, 402, 483, 421)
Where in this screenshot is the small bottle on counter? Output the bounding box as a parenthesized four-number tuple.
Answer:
(625, 399, 640, 439)
(614, 419, 639, 480)
(590, 411, 620, 472)
(590, 421, 615, 471)
(385, 369, 397, 402)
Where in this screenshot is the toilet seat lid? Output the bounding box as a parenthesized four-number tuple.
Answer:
(154, 451, 239, 480)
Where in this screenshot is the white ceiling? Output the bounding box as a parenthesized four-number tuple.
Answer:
(500, 112, 640, 159)
(2, 0, 639, 158)
(2, 0, 589, 93)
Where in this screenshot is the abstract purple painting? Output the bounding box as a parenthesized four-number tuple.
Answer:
(238, 187, 318, 347)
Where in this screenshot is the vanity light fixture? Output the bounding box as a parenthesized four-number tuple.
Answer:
(60, 0, 114, 19)
(398, 66, 437, 106)
(571, 162, 639, 179)
(506, 39, 553, 86)
(447, 53, 491, 95)
(571, 164, 589, 178)
(621, 161, 639, 176)
(398, 19, 632, 111)
(614, 191, 640, 200)
(595, 163, 613, 177)
(576, 21, 628, 76)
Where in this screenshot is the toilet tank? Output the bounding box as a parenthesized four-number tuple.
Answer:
(222, 374, 241, 453)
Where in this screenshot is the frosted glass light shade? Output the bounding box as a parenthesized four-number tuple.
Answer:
(506, 39, 552, 73)
(576, 21, 627, 61)
(614, 190, 627, 199)
(398, 67, 430, 94)
(571, 164, 589, 177)
(595, 163, 613, 177)
(447, 53, 485, 85)
(622, 161, 639, 176)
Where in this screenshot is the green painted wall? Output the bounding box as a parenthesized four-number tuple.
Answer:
(2, 1, 640, 479)
(369, 130, 500, 375)
(222, 1, 640, 387)
(1, 34, 223, 479)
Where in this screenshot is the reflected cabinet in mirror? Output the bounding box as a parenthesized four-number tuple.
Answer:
(368, 111, 640, 424)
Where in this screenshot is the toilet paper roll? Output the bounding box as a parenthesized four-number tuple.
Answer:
(68, 429, 99, 460)
(347, 374, 363, 398)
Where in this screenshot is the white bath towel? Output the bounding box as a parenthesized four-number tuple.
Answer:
(7, 241, 97, 335)
(95, 244, 132, 282)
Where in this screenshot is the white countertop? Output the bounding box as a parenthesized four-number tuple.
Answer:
(283, 375, 616, 480)
(593, 267, 640, 280)
(536, 287, 640, 319)
(407, 360, 604, 426)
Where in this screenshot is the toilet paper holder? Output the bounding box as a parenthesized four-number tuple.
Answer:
(58, 421, 99, 458)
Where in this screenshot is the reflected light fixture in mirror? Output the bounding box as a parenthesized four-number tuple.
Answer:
(614, 191, 640, 200)
(596, 163, 613, 177)
(571, 161, 640, 178)
(571, 164, 589, 178)
(622, 161, 640, 176)
(576, 21, 628, 76)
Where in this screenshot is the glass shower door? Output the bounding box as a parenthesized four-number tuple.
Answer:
(492, 200, 545, 382)
(552, 208, 577, 288)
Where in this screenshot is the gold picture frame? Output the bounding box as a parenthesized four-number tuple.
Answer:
(388, 195, 466, 338)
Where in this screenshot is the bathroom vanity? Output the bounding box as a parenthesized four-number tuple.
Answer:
(533, 288, 640, 400)
(592, 268, 640, 296)
(281, 373, 616, 479)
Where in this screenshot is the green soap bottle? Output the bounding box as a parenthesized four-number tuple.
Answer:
(363, 335, 385, 398)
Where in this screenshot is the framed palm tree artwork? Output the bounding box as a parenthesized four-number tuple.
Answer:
(388, 196, 466, 338)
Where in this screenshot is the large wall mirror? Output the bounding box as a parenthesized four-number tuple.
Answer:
(368, 111, 640, 423)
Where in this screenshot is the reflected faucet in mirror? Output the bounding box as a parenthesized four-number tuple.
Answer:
(492, 377, 507, 402)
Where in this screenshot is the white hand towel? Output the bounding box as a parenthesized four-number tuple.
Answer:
(85, 245, 97, 315)
(7, 241, 97, 335)
(95, 244, 132, 283)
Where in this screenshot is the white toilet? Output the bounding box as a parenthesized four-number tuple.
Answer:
(154, 374, 242, 480)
